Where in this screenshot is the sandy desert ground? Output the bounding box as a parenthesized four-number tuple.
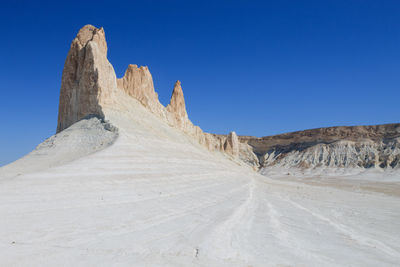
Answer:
(1, 94, 399, 267)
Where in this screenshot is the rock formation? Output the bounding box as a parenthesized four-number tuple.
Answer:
(166, 81, 188, 128)
(57, 25, 117, 132)
(56, 25, 241, 161)
(117, 64, 164, 116)
(239, 124, 400, 170)
(224, 132, 239, 157)
(260, 138, 400, 169)
(238, 142, 260, 168)
(57, 24, 399, 171)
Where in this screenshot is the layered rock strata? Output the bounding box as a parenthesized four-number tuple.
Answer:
(240, 124, 400, 169)
(261, 138, 400, 169)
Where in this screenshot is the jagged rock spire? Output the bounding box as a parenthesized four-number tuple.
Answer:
(167, 80, 188, 120)
(56, 24, 242, 161)
(74, 24, 107, 55)
(117, 64, 163, 115)
(57, 25, 117, 132)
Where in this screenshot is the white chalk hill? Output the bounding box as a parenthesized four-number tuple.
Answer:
(1, 25, 400, 266)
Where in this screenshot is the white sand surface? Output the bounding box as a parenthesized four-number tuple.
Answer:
(1, 95, 399, 266)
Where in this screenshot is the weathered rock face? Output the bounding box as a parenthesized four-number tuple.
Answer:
(166, 81, 188, 127)
(239, 124, 400, 156)
(239, 142, 260, 168)
(260, 138, 400, 169)
(117, 64, 164, 116)
(57, 25, 400, 172)
(239, 124, 400, 170)
(224, 132, 239, 158)
(57, 25, 117, 132)
(57, 25, 243, 163)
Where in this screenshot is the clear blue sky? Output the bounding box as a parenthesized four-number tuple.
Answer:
(1, 0, 399, 166)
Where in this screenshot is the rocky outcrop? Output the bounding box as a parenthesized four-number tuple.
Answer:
(239, 124, 400, 156)
(56, 25, 243, 162)
(166, 81, 188, 128)
(239, 124, 400, 170)
(211, 133, 258, 167)
(115, 63, 221, 152)
(238, 142, 260, 168)
(260, 138, 400, 169)
(117, 64, 164, 116)
(57, 25, 117, 132)
(224, 132, 239, 158)
(58, 25, 399, 172)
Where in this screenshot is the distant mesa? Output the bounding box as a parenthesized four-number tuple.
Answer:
(240, 123, 400, 170)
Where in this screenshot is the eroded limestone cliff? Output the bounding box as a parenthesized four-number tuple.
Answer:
(240, 124, 400, 170)
(57, 25, 239, 159)
(57, 25, 117, 132)
(57, 25, 399, 171)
